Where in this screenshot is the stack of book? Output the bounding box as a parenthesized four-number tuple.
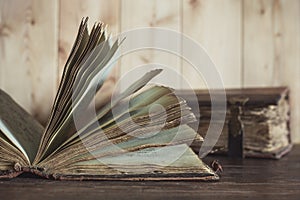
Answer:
(179, 87, 292, 159)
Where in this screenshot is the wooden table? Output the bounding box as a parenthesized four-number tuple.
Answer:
(1, 145, 299, 200)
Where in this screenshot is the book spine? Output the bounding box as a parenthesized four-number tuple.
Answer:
(0, 171, 23, 179)
(21, 166, 50, 179)
(0, 162, 24, 179)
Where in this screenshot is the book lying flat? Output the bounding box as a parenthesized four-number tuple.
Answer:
(179, 87, 292, 159)
(0, 18, 218, 181)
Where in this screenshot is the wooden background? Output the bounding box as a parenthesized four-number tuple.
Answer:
(0, 0, 299, 142)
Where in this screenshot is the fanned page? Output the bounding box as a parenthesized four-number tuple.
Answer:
(0, 18, 218, 181)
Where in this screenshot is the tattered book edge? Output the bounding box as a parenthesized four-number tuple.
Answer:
(0, 167, 219, 181)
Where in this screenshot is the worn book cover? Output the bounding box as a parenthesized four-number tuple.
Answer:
(179, 87, 292, 159)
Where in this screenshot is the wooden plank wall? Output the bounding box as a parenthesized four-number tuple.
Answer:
(0, 0, 58, 124)
(182, 0, 242, 89)
(0, 0, 299, 142)
(120, 0, 182, 89)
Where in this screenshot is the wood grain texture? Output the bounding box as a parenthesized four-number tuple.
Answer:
(0, 145, 300, 200)
(243, 0, 274, 86)
(182, 0, 242, 89)
(120, 0, 182, 89)
(0, 0, 58, 124)
(0, 0, 299, 142)
(243, 0, 300, 142)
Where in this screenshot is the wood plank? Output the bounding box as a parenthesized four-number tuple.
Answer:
(120, 0, 182, 89)
(243, 0, 274, 86)
(182, 0, 242, 89)
(0, 0, 58, 124)
(243, 0, 300, 142)
(59, 0, 121, 109)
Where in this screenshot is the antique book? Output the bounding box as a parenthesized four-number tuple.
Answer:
(0, 18, 218, 181)
(179, 87, 292, 159)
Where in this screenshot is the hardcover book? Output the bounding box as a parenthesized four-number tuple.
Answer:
(0, 18, 218, 181)
(179, 87, 292, 159)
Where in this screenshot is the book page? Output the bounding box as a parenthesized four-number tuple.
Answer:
(49, 144, 218, 181)
(0, 119, 29, 162)
(0, 130, 28, 168)
(0, 89, 44, 164)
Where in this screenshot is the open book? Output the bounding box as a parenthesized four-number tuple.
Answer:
(0, 18, 218, 181)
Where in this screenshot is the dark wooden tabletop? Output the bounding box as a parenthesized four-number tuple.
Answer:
(1, 145, 299, 200)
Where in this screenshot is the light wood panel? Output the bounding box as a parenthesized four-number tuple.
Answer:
(243, 0, 300, 142)
(58, 0, 120, 76)
(0, 0, 299, 142)
(182, 0, 242, 89)
(120, 0, 182, 90)
(0, 0, 58, 124)
(243, 0, 275, 86)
